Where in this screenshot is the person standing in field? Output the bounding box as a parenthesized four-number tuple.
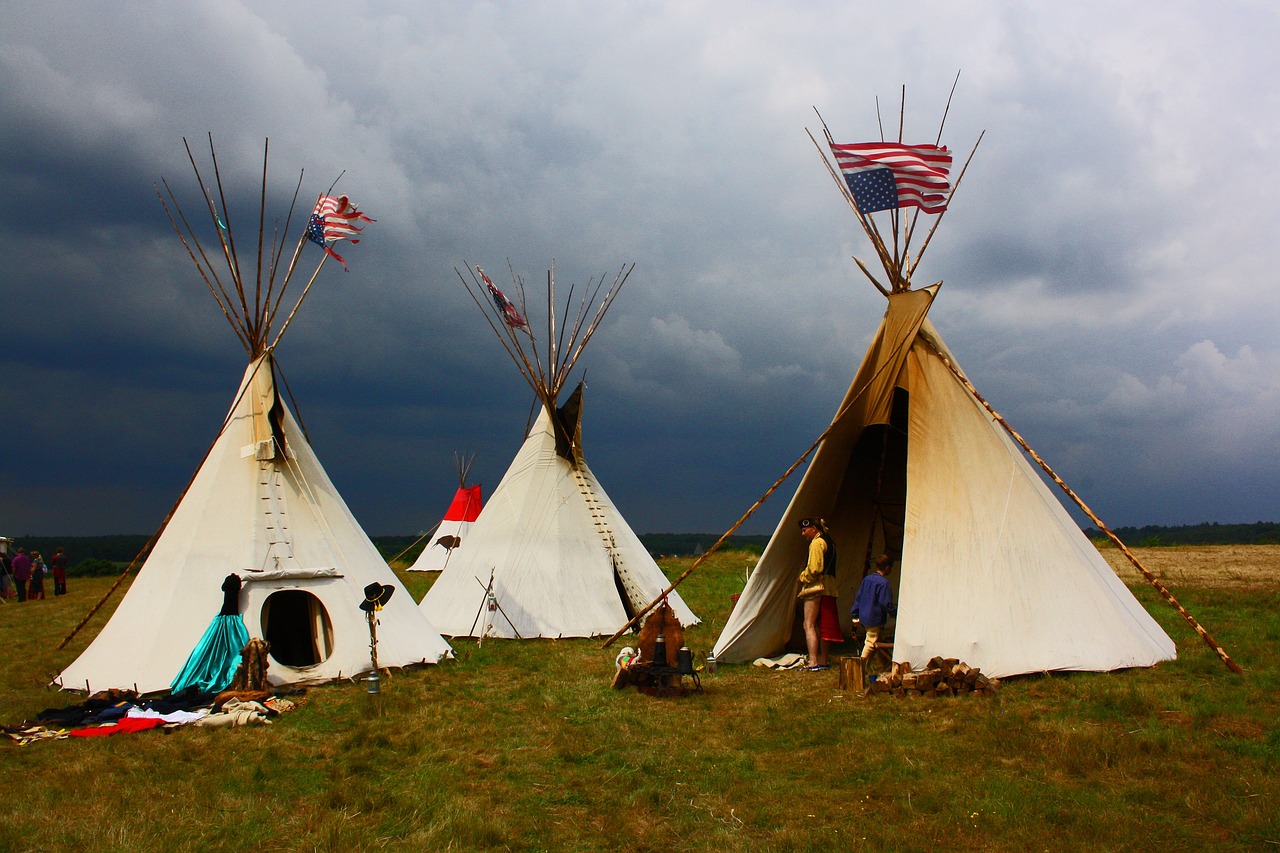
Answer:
(11, 548, 31, 603)
(796, 517, 841, 671)
(51, 547, 68, 596)
(27, 550, 46, 600)
(0, 546, 13, 599)
(852, 553, 897, 660)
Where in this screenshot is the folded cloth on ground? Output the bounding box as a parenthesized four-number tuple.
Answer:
(125, 707, 210, 725)
(195, 698, 272, 728)
(70, 717, 165, 738)
(752, 652, 808, 670)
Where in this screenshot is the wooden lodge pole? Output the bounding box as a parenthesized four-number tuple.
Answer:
(923, 339, 1243, 674)
(601, 331, 914, 649)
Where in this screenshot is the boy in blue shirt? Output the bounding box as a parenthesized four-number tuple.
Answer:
(852, 553, 897, 660)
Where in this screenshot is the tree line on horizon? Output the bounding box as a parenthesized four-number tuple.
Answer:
(6, 522, 1278, 575)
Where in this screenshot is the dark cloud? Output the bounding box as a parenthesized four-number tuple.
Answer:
(3, 3, 1277, 538)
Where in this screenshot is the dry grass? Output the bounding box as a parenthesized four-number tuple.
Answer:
(1099, 543, 1280, 590)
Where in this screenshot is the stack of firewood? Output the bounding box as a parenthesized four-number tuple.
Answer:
(865, 657, 1000, 698)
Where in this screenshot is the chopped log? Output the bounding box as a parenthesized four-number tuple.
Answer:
(838, 657, 866, 692)
(860, 658, 1003, 700)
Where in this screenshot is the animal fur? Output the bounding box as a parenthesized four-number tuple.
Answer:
(228, 637, 271, 691)
(635, 602, 683, 666)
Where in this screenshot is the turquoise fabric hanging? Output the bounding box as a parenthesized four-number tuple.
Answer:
(170, 574, 251, 694)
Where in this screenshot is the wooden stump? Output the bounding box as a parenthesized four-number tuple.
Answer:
(838, 656, 866, 692)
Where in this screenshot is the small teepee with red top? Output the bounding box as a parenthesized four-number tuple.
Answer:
(409, 453, 484, 572)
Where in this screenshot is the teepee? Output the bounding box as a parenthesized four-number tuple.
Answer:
(56, 138, 452, 695)
(711, 103, 1234, 677)
(408, 453, 484, 572)
(420, 264, 698, 638)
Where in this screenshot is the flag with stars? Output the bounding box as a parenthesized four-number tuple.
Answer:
(478, 268, 529, 331)
(830, 142, 952, 215)
(307, 195, 374, 270)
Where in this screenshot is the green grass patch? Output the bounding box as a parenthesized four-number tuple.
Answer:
(1, 549, 1278, 850)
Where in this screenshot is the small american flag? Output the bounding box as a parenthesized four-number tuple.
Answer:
(830, 142, 952, 215)
(478, 268, 528, 331)
(307, 195, 374, 270)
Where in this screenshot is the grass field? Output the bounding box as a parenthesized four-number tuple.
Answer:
(1, 545, 1277, 851)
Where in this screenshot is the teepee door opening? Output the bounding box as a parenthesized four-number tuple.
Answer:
(261, 589, 334, 668)
(844, 386, 909, 575)
(785, 388, 911, 651)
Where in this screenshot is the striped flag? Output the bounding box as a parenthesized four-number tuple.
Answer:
(307, 195, 374, 270)
(830, 142, 952, 214)
(478, 268, 529, 331)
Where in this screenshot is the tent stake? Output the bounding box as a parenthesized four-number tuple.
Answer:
(923, 338, 1243, 674)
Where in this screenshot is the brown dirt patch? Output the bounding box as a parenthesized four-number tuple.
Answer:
(1096, 544, 1280, 590)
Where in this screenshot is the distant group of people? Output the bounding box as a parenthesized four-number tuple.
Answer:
(796, 517, 896, 671)
(1, 546, 68, 601)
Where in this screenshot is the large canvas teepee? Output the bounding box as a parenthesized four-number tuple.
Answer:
(408, 454, 484, 572)
(420, 265, 698, 638)
(710, 107, 1232, 677)
(712, 285, 1176, 675)
(56, 139, 451, 694)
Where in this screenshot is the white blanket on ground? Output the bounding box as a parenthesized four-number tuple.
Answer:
(752, 652, 807, 670)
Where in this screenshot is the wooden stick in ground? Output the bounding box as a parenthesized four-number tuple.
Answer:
(56, 530, 160, 652)
(601, 440, 819, 648)
(921, 337, 1243, 674)
(55, 358, 270, 651)
(386, 522, 441, 566)
(601, 324, 915, 648)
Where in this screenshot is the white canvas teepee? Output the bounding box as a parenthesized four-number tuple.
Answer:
(420, 265, 698, 638)
(408, 454, 483, 572)
(710, 110, 1198, 677)
(56, 138, 451, 694)
(712, 286, 1176, 675)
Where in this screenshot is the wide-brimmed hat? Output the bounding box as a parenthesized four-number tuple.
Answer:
(360, 582, 395, 612)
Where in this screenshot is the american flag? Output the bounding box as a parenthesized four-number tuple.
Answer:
(307, 195, 374, 270)
(478, 268, 529, 331)
(830, 142, 952, 215)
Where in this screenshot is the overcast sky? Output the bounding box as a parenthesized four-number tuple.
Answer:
(3, 1, 1277, 540)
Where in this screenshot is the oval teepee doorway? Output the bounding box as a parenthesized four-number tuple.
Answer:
(260, 589, 335, 668)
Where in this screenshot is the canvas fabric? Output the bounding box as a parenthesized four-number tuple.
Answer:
(420, 405, 698, 638)
(408, 485, 483, 572)
(57, 355, 452, 695)
(712, 288, 1176, 677)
